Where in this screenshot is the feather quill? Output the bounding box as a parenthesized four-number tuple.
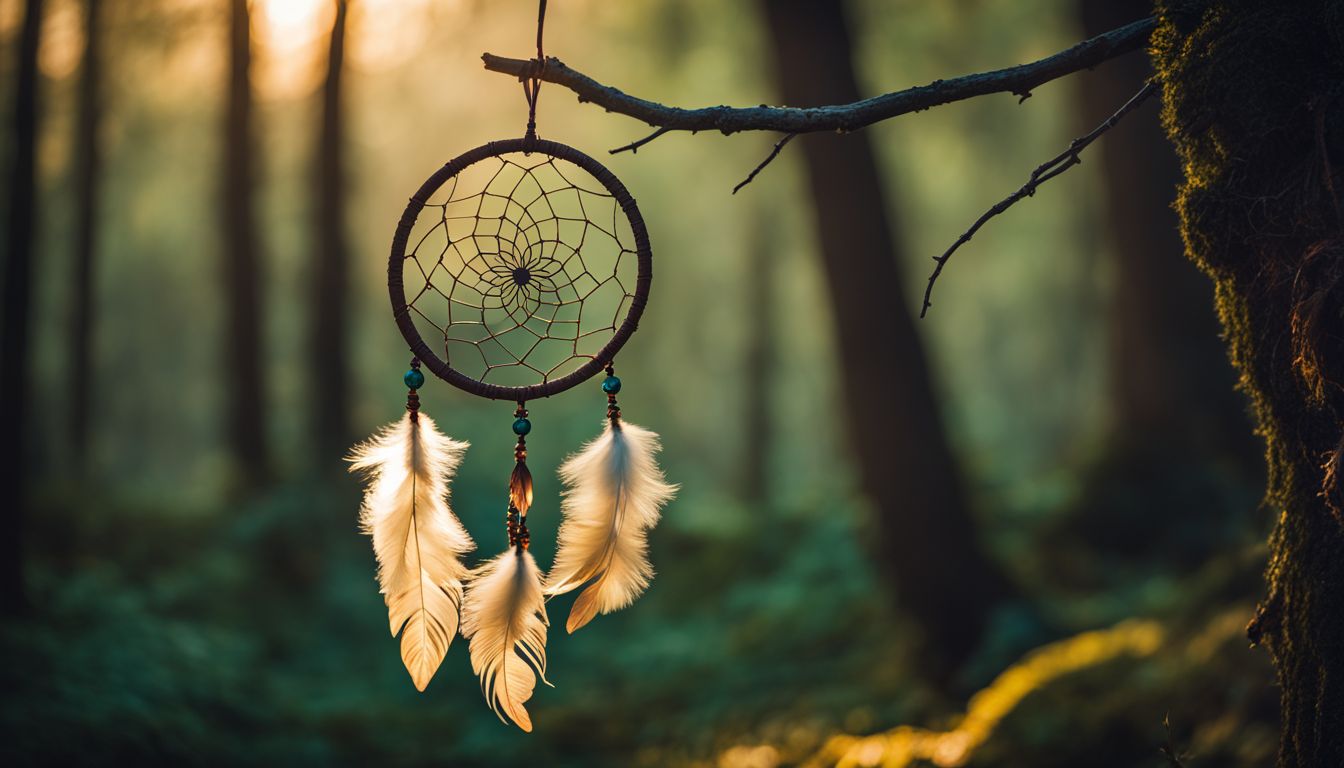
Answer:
(461, 547, 550, 732)
(546, 419, 677, 633)
(348, 412, 473, 692)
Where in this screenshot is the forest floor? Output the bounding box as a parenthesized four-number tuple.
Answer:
(1, 475, 1278, 768)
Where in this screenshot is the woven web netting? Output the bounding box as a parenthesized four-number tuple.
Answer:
(401, 152, 639, 389)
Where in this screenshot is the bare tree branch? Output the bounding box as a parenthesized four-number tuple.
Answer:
(483, 17, 1159, 318)
(610, 126, 671, 155)
(920, 81, 1158, 317)
(481, 17, 1154, 136)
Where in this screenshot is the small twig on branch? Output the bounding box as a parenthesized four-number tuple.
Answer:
(610, 126, 672, 155)
(919, 80, 1157, 318)
(482, 17, 1154, 136)
(733, 134, 796, 194)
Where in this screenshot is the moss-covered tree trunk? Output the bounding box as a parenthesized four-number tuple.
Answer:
(1154, 2, 1344, 764)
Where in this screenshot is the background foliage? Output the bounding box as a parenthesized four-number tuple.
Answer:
(0, 0, 1277, 765)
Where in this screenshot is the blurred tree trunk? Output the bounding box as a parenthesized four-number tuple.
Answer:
(70, 0, 103, 470)
(760, 0, 1013, 680)
(1153, 2, 1344, 764)
(1046, 0, 1262, 568)
(1080, 0, 1257, 469)
(1, 0, 43, 614)
(310, 0, 351, 461)
(222, 0, 268, 489)
(740, 208, 775, 505)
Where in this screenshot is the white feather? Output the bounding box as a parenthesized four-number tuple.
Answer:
(461, 547, 550, 732)
(348, 412, 473, 692)
(546, 419, 677, 633)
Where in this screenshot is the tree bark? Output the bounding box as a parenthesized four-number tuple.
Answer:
(310, 0, 351, 461)
(222, 0, 269, 489)
(760, 0, 1013, 679)
(1, 0, 44, 614)
(70, 0, 103, 470)
(1153, 1, 1344, 764)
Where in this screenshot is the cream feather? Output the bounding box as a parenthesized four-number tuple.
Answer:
(461, 547, 550, 732)
(546, 419, 677, 633)
(348, 412, 473, 692)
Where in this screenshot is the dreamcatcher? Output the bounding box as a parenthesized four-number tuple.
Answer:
(347, 0, 675, 732)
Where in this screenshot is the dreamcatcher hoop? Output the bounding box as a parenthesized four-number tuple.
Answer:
(388, 136, 653, 401)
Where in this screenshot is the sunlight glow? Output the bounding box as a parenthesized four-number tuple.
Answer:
(247, 0, 447, 100)
(37, 0, 82, 80)
(718, 744, 782, 768)
(348, 0, 443, 73)
(251, 0, 332, 56)
(249, 0, 333, 100)
(779, 619, 1166, 768)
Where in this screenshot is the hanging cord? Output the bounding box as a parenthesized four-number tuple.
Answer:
(508, 402, 534, 551)
(522, 0, 548, 140)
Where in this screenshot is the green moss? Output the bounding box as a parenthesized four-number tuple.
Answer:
(1153, 1, 1344, 765)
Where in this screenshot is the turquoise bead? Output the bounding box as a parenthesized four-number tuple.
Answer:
(512, 417, 532, 436)
(403, 368, 425, 390)
(601, 375, 622, 394)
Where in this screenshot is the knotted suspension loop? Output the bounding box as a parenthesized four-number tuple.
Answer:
(521, 0, 548, 141)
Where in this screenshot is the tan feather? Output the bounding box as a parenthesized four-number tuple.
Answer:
(461, 547, 550, 731)
(348, 412, 473, 691)
(546, 419, 677, 633)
